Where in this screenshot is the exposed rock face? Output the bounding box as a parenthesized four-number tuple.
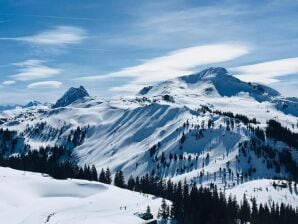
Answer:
(53, 86, 89, 108)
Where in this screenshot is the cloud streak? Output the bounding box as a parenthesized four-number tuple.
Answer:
(0, 26, 87, 46)
(11, 60, 61, 81)
(2, 80, 16, 85)
(78, 43, 250, 92)
(27, 81, 62, 89)
(231, 57, 298, 84)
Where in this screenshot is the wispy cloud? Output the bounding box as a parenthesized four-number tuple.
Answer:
(78, 43, 250, 92)
(0, 26, 87, 46)
(27, 81, 62, 89)
(108, 4, 251, 49)
(231, 57, 298, 84)
(11, 59, 61, 81)
(2, 80, 16, 85)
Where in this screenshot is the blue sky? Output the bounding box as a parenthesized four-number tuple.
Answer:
(0, 0, 297, 104)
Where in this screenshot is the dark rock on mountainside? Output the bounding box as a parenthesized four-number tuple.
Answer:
(53, 86, 89, 108)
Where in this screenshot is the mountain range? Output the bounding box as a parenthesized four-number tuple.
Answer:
(0, 67, 297, 209)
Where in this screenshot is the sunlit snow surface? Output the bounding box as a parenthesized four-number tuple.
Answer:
(0, 167, 162, 224)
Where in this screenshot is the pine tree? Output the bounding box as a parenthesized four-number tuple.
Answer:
(182, 179, 189, 217)
(227, 195, 238, 221)
(105, 167, 112, 184)
(99, 168, 106, 183)
(127, 175, 135, 190)
(114, 170, 125, 188)
(251, 197, 258, 223)
(158, 198, 169, 221)
(239, 194, 251, 224)
(91, 165, 98, 181)
(146, 205, 151, 214)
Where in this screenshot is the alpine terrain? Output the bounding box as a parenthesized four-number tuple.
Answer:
(0, 67, 297, 223)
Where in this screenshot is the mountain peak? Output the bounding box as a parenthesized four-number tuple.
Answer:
(53, 86, 89, 108)
(180, 67, 228, 84)
(139, 67, 281, 103)
(200, 67, 228, 76)
(24, 100, 41, 108)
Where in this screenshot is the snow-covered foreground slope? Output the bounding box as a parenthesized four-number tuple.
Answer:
(0, 167, 162, 224)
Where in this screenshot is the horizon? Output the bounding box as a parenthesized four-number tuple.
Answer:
(0, 0, 297, 104)
(0, 66, 284, 106)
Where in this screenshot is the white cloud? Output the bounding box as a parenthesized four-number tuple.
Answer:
(2, 80, 16, 85)
(13, 59, 43, 67)
(11, 60, 61, 81)
(1, 26, 86, 46)
(78, 43, 250, 92)
(231, 57, 298, 84)
(27, 81, 62, 89)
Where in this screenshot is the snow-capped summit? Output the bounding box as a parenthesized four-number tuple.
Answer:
(53, 86, 89, 108)
(181, 67, 229, 82)
(142, 67, 280, 102)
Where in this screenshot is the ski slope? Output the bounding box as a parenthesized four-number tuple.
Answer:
(0, 167, 162, 224)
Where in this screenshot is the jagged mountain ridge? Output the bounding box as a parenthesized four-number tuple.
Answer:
(53, 85, 89, 108)
(0, 67, 297, 188)
(0, 100, 42, 112)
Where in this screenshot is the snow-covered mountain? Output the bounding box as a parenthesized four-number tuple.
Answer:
(140, 67, 279, 100)
(139, 67, 298, 116)
(0, 67, 297, 206)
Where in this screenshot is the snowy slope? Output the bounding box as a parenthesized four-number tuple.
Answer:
(226, 179, 298, 207)
(0, 167, 162, 224)
(0, 67, 297, 207)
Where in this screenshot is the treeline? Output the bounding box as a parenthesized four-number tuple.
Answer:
(116, 174, 298, 224)
(0, 146, 100, 181)
(0, 128, 25, 154)
(200, 105, 259, 126)
(266, 119, 298, 149)
(213, 110, 258, 125)
(24, 123, 88, 150)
